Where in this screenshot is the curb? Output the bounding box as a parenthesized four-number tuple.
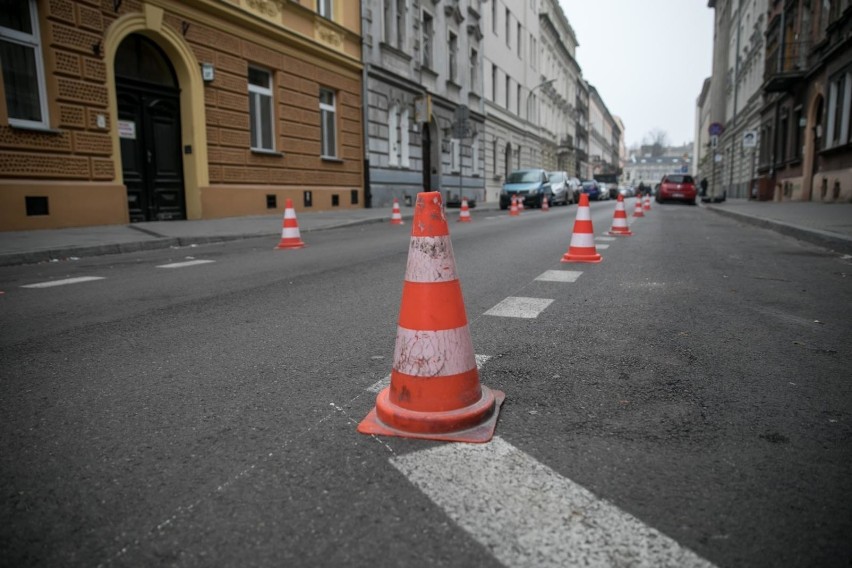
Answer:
(705, 205, 852, 255)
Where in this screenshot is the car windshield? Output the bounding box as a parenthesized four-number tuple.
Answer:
(581, 181, 596, 189)
(665, 175, 694, 184)
(507, 171, 541, 183)
(548, 173, 563, 182)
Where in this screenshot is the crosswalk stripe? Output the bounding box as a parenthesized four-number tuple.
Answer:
(596, 236, 617, 241)
(391, 437, 717, 568)
(367, 354, 491, 393)
(596, 244, 611, 249)
(484, 297, 553, 319)
(21, 276, 105, 289)
(156, 260, 216, 269)
(535, 270, 583, 283)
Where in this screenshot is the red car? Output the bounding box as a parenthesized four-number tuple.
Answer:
(656, 174, 698, 205)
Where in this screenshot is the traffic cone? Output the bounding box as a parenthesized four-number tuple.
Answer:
(274, 198, 306, 249)
(541, 195, 550, 211)
(509, 195, 519, 216)
(561, 193, 602, 263)
(458, 198, 472, 222)
(390, 198, 404, 225)
(357, 191, 505, 443)
(518, 196, 525, 212)
(633, 196, 645, 218)
(608, 194, 633, 236)
(643, 194, 651, 211)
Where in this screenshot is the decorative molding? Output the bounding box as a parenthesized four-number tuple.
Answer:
(467, 23, 482, 41)
(315, 20, 345, 51)
(444, 4, 464, 24)
(244, 0, 287, 19)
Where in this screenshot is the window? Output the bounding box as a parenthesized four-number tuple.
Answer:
(530, 35, 536, 68)
(383, 0, 392, 43)
(505, 75, 511, 110)
(517, 23, 522, 57)
(317, 0, 333, 19)
(492, 138, 498, 174)
(388, 104, 399, 167)
(472, 135, 480, 175)
(491, 64, 497, 101)
(248, 67, 274, 151)
(0, 0, 48, 128)
(492, 0, 498, 34)
(505, 8, 511, 47)
(451, 138, 461, 173)
(517, 84, 522, 116)
(320, 88, 337, 158)
(470, 48, 478, 90)
(396, 0, 406, 48)
(448, 31, 458, 82)
(422, 11, 433, 69)
(826, 71, 851, 148)
(400, 106, 410, 168)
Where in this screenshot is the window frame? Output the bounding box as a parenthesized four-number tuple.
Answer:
(319, 87, 338, 159)
(422, 10, 434, 69)
(0, 0, 49, 129)
(317, 0, 333, 20)
(448, 30, 458, 83)
(248, 66, 275, 152)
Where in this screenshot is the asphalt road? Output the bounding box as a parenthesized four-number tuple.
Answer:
(1, 200, 850, 567)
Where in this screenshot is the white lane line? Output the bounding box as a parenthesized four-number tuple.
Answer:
(367, 354, 491, 393)
(535, 270, 583, 283)
(596, 236, 617, 242)
(21, 276, 105, 289)
(596, 244, 611, 250)
(391, 437, 717, 568)
(484, 297, 553, 319)
(156, 260, 216, 269)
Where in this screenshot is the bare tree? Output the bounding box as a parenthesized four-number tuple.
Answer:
(642, 129, 669, 157)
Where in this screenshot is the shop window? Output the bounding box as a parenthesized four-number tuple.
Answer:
(0, 0, 49, 128)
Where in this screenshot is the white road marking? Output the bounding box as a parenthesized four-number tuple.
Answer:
(535, 270, 583, 283)
(367, 354, 491, 393)
(391, 437, 717, 568)
(21, 276, 105, 288)
(156, 260, 216, 269)
(484, 297, 554, 319)
(596, 244, 611, 250)
(596, 236, 617, 241)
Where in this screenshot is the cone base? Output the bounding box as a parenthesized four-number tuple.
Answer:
(607, 229, 633, 236)
(458, 218, 472, 223)
(390, 220, 404, 225)
(633, 213, 645, 218)
(357, 386, 505, 443)
(275, 241, 306, 250)
(561, 252, 602, 263)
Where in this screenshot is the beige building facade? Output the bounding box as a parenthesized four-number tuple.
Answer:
(0, 0, 364, 231)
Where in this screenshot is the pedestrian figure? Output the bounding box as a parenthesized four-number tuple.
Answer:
(700, 177, 708, 197)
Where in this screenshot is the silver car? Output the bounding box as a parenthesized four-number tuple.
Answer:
(546, 171, 575, 206)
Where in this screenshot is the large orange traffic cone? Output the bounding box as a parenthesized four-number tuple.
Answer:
(390, 198, 404, 225)
(633, 196, 645, 218)
(541, 195, 550, 211)
(608, 194, 633, 236)
(561, 193, 602, 263)
(358, 191, 505, 443)
(643, 194, 651, 211)
(509, 195, 519, 216)
(458, 198, 472, 222)
(274, 198, 306, 249)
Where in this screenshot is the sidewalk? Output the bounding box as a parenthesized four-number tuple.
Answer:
(0, 201, 501, 267)
(703, 199, 852, 255)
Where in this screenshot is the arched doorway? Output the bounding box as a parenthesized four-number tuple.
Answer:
(504, 142, 513, 178)
(115, 34, 186, 221)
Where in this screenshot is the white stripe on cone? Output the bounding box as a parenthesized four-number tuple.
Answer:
(393, 326, 476, 376)
(404, 236, 459, 283)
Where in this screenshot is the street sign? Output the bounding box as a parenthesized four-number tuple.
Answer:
(743, 130, 757, 148)
(714, 153, 723, 163)
(710, 135, 718, 148)
(414, 95, 432, 123)
(452, 105, 472, 139)
(709, 122, 724, 136)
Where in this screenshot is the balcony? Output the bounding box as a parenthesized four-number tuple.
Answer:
(763, 40, 810, 92)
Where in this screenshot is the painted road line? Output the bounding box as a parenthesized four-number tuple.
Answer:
(156, 260, 216, 269)
(21, 276, 105, 289)
(535, 270, 583, 283)
(484, 297, 553, 319)
(367, 354, 491, 393)
(391, 437, 716, 568)
(596, 236, 617, 242)
(596, 244, 611, 250)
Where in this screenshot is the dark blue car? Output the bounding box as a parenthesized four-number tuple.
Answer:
(581, 180, 602, 201)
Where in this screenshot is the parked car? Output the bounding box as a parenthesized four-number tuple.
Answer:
(500, 169, 553, 209)
(546, 171, 575, 205)
(568, 177, 583, 203)
(618, 186, 635, 198)
(580, 180, 603, 201)
(656, 174, 698, 204)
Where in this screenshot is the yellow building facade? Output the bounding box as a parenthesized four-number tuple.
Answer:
(0, 0, 363, 230)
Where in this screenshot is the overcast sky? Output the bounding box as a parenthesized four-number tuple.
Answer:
(558, 0, 715, 150)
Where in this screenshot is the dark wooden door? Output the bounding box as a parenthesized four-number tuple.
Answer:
(117, 83, 185, 222)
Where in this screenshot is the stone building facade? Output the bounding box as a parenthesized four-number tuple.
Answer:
(360, 0, 486, 208)
(0, 0, 363, 230)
